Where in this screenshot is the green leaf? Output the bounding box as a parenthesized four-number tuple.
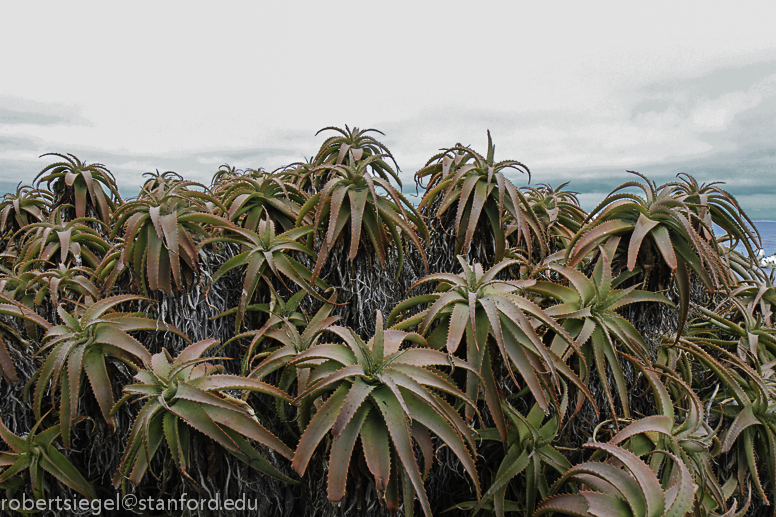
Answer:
(360, 403, 392, 493)
(328, 404, 370, 502)
(292, 385, 348, 476)
(332, 378, 374, 439)
(371, 386, 432, 517)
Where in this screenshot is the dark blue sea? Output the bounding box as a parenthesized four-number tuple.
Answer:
(732, 221, 776, 256)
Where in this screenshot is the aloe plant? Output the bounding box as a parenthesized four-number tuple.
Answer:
(13, 208, 111, 273)
(309, 125, 402, 189)
(231, 290, 340, 380)
(522, 182, 586, 246)
(26, 295, 188, 449)
(0, 415, 95, 500)
(216, 290, 341, 436)
(676, 335, 776, 506)
(215, 171, 304, 234)
(592, 350, 731, 513)
(530, 247, 674, 421)
(669, 172, 760, 261)
(297, 151, 428, 284)
(534, 441, 697, 517)
(210, 164, 245, 186)
(729, 274, 776, 324)
(137, 170, 186, 196)
(416, 131, 538, 262)
(693, 299, 776, 369)
(111, 184, 232, 294)
(34, 153, 121, 225)
(468, 402, 571, 517)
(0, 184, 50, 237)
(111, 338, 295, 490)
(389, 257, 592, 444)
(290, 312, 480, 516)
(0, 264, 100, 309)
(565, 172, 732, 340)
(202, 219, 329, 331)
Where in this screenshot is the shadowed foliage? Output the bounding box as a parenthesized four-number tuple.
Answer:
(0, 415, 95, 500)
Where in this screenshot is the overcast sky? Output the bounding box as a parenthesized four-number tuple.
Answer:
(2, 2, 775, 219)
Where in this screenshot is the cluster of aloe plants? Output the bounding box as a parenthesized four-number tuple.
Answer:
(0, 126, 772, 517)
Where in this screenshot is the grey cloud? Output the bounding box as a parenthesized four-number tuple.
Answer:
(531, 144, 776, 221)
(0, 158, 45, 189)
(0, 97, 88, 126)
(0, 135, 43, 152)
(0, 108, 69, 126)
(638, 59, 776, 103)
(722, 95, 776, 149)
(0, 124, 319, 197)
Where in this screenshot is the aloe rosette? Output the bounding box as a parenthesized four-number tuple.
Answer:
(297, 151, 428, 284)
(534, 441, 697, 517)
(215, 172, 304, 234)
(463, 402, 571, 517)
(669, 172, 760, 262)
(34, 153, 121, 225)
(111, 338, 295, 490)
(0, 184, 50, 237)
(0, 415, 95, 500)
(290, 312, 480, 516)
(564, 172, 733, 340)
(13, 209, 111, 273)
(111, 184, 232, 294)
(216, 289, 313, 375)
(390, 257, 592, 445)
(693, 299, 776, 369)
(566, 172, 727, 281)
(232, 290, 339, 387)
(27, 295, 188, 449)
(291, 125, 425, 280)
(602, 362, 728, 514)
(416, 131, 539, 261)
(676, 334, 776, 507)
(522, 182, 586, 245)
(0, 264, 100, 310)
(530, 246, 674, 421)
(221, 290, 340, 434)
(728, 273, 776, 322)
(203, 218, 329, 332)
(306, 125, 402, 191)
(674, 297, 776, 508)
